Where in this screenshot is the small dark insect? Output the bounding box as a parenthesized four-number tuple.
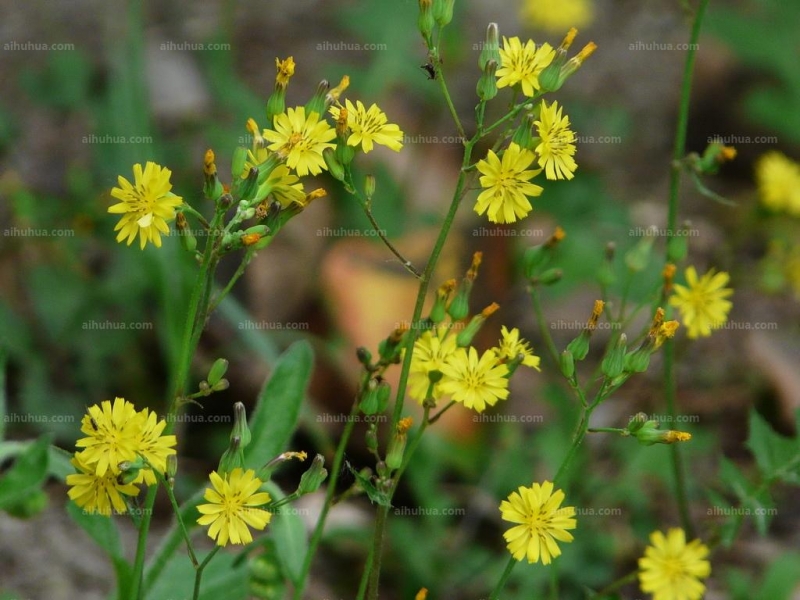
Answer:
(420, 61, 436, 80)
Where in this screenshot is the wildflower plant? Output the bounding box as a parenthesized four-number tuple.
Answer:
(2, 1, 796, 599)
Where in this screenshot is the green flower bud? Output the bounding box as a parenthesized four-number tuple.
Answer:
(456, 303, 499, 347)
(238, 167, 259, 203)
(624, 347, 651, 373)
(667, 232, 689, 263)
(601, 334, 627, 379)
(323, 147, 346, 181)
(232, 402, 252, 448)
(476, 59, 498, 101)
(376, 381, 391, 413)
(364, 174, 376, 202)
(566, 330, 590, 361)
(433, 0, 455, 27)
(231, 147, 248, 181)
(626, 412, 649, 434)
(211, 378, 229, 392)
(360, 378, 381, 415)
(535, 268, 563, 285)
(265, 88, 286, 127)
(478, 23, 500, 70)
(418, 0, 435, 44)
(297, 454, 328, 495)
(634, 421, 692, 446)
(207, 358, 229, 387)
(625, 230, 655, 272)
(218, 436, 243, 474)
(176, 212, 197, 254)
(366, 423, 379, 455)
(560, 350, 575, 378)
(335, 142, 356, 167)
(386, 417, 413, 471)
(305, 80, 330, 118)
(356, 346, 373, 368)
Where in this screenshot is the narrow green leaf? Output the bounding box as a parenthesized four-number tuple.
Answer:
(755, 552, 800, 600)
(0, 434, 51, 510)
(244, 340, 313, 469)
(265, 481, 307, 585)
(147, 548, 248, 600)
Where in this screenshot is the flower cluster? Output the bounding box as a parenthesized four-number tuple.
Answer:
(473, 29, 595, 224)
(108, 57, 404, 251)
(66, 397, 176, 515)
(407, 255, 541, 413)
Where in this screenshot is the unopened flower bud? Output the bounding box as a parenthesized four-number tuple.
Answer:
(478, 23, 500, 70)
(433, 0, 455, 27)
(232, 402, 252, 448)
(305, 80, 330, 117)
(560, 350, 575, 378)
(323, 148, 346, 181)
(207, 358, 229, 387)
(364, 174, 376, 202)
(418, 0, 435, 44)
(456, 302, 499, 347)
(176, 212, 197, 254)
(430, 279, 456, 323)
(601, 334, 627, 379)
(298, 454, 328, 495)
(386, 417, 413, 470)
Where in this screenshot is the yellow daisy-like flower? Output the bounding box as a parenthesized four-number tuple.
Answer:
(329, 99, 404, 153)
(755, 151, 800, 215)
(438, 347, 510, 413)
(638, 528, 711, 600)
(262, 107, 336, 176)
(256, 164, 306, 207)
(496, 36, 555, 97)
(534, 100, 578, 180)
(500, 481, 577, 564)
(474, 142, 543, 224)
(496, 326, 541, 370)
(408, 325, 459, 403)
(75, 398, 144, 478)
(520, 0, 594, 33)
(196, 468, 273, 546)
(131, 407, 177, 486)
(669, 266, 733, 339)
(108, 162, 183, 249)
(67, 454, 141, 516)
(275, 56, 295, 90)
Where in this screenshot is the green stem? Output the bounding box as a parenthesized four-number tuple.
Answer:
(193, 546, 221, 600)
(293, 401, 360, 600)
(663, 0, 709, 538)
(593, 570, 638, 597)
(155, 471, 199, 568)
(489, 556, 517, 600)
(528, 286, 561, 367)
(553, 403, 597, 487)
(133, 211, 225, 599)
(364, 503, 390, 600)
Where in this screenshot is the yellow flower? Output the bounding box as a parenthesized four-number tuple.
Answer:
(75, 398, 144, 478)
(242, 118, 270, 178)
(256, 164, 306, 207)
(108, 162, 183, 249)
(520, 0, 594, 33)
(669, 266, 733, 339)
(408, 325, 458, 403)
(275, 56, 295, 89)
(496, 36, 555, 97)
(439, 347, 510, 413)
(329, 99, 403, 153)
(500, 481, 576, 564)
(638, 528, 711, 600)
(496, 326, 541, 370)
(196, 468, 273, 546)
(263, 107, 336, 176)
(534, 100, 578, 180)
(755, 151, 800, 215)
(66, 454, 140, 516)
(132, 407, 178, 486)
(474, 142, 543, 224)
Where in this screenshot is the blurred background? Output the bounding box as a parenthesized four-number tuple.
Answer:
(1, 0, 799, 598)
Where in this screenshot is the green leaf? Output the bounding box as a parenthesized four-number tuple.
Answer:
(755, 552, 800, 600)
(264, 481, 307, 585)
(148, 548, 248, 600)
(746, 410, 800, 484)
(244, 341, 313, 469)
(0, 347, 6, 440)
(66, 500, 122, 559)
(0, 434, 51, 510)
(718, 457, 753, 500)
